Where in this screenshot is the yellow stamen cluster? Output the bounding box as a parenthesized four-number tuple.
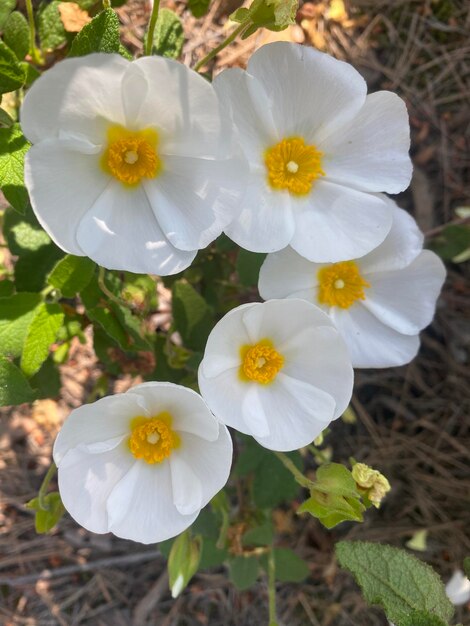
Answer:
(102, 125, 161, 186)
(239, 339, 284, 384)
(129, 412, 180, 464)
(352, 462, 391, 509)
(264, 136, 325, 195)
(317, 261, 370, 309)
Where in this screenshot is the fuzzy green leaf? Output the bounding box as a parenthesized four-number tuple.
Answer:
(188, 0, 211, 18)
(229, 555, 259, 590)
(0, 355, 35, 406)
(26, 492, 65, 533)
(153, 8, 184, 59)
(273, 548, 309, 583)
(0, 292, 41, 358)
(0, 39, 25, 94)
(400, 611, 448, 626)
(172, 280, 213, 351)
(69, 9, 120, 56)
(3, 11, 29, 60)
(0, 0, 16, 30)
(0, 123, 30, 212)
(48, 255, 95, 297)
(0, 106, 14, 127)
(38, 1, 67, 51)
(21, 302, 64, 376)
(14, 244, 63, 292)
(335, 541, 454, 626)
(3, 206, 50, 255)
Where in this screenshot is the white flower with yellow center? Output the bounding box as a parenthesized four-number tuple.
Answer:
(21, 54, 244, 275)
(198, 299, 353, 451)
(214, 42, 412, 260)
(53, 382, 232, 544)
(259, 200, 446, 368)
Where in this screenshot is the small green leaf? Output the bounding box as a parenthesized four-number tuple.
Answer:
(231, 0, 298, 37)
(429, 224, 470, 263)
(0, 292, 41, 358)
(3, 11, 30, 60)
(198, 537, 228, 569)
(0, 123, 30, 213)
(242, 520, 274, 547)
(168, 530, 202, 598)
(464, 557, 470, 580)
(69, 9, 121, 56)
(335, 541, 454, 626)
(172, 280, 213, 351)
(0, 355, 35, 406)
(26, 492, 65, 533)
(0, 39, 26, 94)
(48, 255, 95, 297)
(229, 555, 259, 590)
(153, 8, 184, 59)
(21, 302, 64, 377)
(38, 1, 67, 52)
(188, 0, 211, 18)
(400, 611, 448, 626)
(273, 548, 309, 583)
(236, 249, 266, 287)
(0, 0, 16, 30)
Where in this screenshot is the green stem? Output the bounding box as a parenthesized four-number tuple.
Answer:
(38, 462, 57, 511)
(144, 0, 161, 56)
(25, 0, 42, 65)
(103, 0, 112, 8)
(97, 266, 128, 308)
(274, 452, 313, 490)
(267, 549, 278, 626)
(193, 21, 251, 73)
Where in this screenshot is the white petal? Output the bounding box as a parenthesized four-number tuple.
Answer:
(290, 182, 393, 262)
(57, 442, 134, 534)
(76, 181, 196, 275)
(246, 42, 367, 144)
(331, 305, 420, 368)
(107, 460, 198, 544)
(121, 62, 148, 126)
(363, 250, 446, 335)
(359, 201, 424, 273)
(445, 570, 470, 606)
(53, 393, 147, 464)
(144, 154, 245, 251)
(241, 385, 271, 438)
(131, 56, 223, 158)
(321, 91, 412, 193)
(126, 382, 219, 442)
(169, 453, 203, 515)
(224, 174, 295, 252)
(198, 367, 250, 434)
(258, 247, 319, 301)
(170, 427, 232, 512)
(24, 138, 108, 255)
(21, 53, 128, 144)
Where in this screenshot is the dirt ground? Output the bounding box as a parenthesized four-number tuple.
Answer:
(1, 1, 469, 624)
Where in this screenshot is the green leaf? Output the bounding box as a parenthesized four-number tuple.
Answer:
(464, 557, 470, 580)
(0, 39, 25, 94)
(153, 8, 184, 59)
(38, 1, 67, 52)
(0, 106, 15, 127)
(231, 0, 298, 37)
(0, 355, 35, 405)
(198, 537, 228, 570)
(400, 611, 448, 626)
(172, 280, 213, 351)
(48, 255, 95, 297)
(29, 356, 61, 399)
(3, 206, 50, 255)
(26, 492, 65, 533)
(3, 11, 30, 60)
(335, 541, 454, 626)
(429, 224, 470, 263)
(21, 302, 64, 376)
(229, 555, 259, 590)
(168, 531, 202, 598)
(0, 0, 16, 30)
(0, 279, 14, 297)
(14, 244, 64, 292)
(236, 249, 266, 287)
(188, 0, 211, 18)
(69, 9, 121, 56)
(253, 450, 302, 508)
(242, 520, 274, 547)
(273, 548, 309, 583)
(0, 123, 30, 212)
(0, 292, 41, 358)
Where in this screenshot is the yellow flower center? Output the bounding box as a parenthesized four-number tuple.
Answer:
(102, 125, 161, 186)
(128, 412, 180, 464)
(317, 261, 370, 309)
(239, 339, 284, 384)
(264, 136, 325, 195)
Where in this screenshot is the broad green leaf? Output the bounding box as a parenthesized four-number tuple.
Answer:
(273, 548, 309, 583)
(400, 611, 448, 626)
(69, 9, 121, 56)
(14, 244, 64, 292)
(21, 61, 41, 87)
(21, 302, 64, 376)
(48, 255, 95, 297)
(229, 555, 259, 590)
(0, 123, 30, 212)
(0, 279, 14, 297)
(0, 106, 15, 127)
(188, 0, 211, 18)
(335, 541, 454, 626)
(0, 0, 16, 30)
(0, 292, 41, 357)
(153, 8, 184, 59)
(168, 531, 202, 598)
(29, 356, 61, 398)
(172, 280, 213, 351)
(3, 206, 50, 255)
(236, 249, 266, 287)
(252, 450, 302, 508)
(0, 355, 35, 405)
(38, 1, 67, 51)
(242, 520, 274, 547)
(3, 11, 29, 60)
(0, 39, 26, 94)
(198, 537, 228, 570)
(26, 492, 65, 533)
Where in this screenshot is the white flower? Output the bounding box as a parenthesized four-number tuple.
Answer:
(258, 199, 446, 368)
(445, 570, 470, 606)
(53, 382, 232, 544)
(198, 299, 353, 451)
(21, 54, 244, 275)
(214, 42, 412, 261)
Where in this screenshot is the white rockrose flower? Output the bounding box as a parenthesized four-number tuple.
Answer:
(53, 382, 232, 544)
(445, 570, 470, 606)
(214, 42, 413, 261)
(21, 54, 244, 275)
(198, 299, 353, 451)
(258, 200, 446, 368)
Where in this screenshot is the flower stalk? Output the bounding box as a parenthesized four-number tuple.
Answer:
(38, 462, 57, 511)
(144, 0, 162, 56)
(274, 451, 313, 489)
(25, 0, 43, 65)
(194, 20, 252, 73)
